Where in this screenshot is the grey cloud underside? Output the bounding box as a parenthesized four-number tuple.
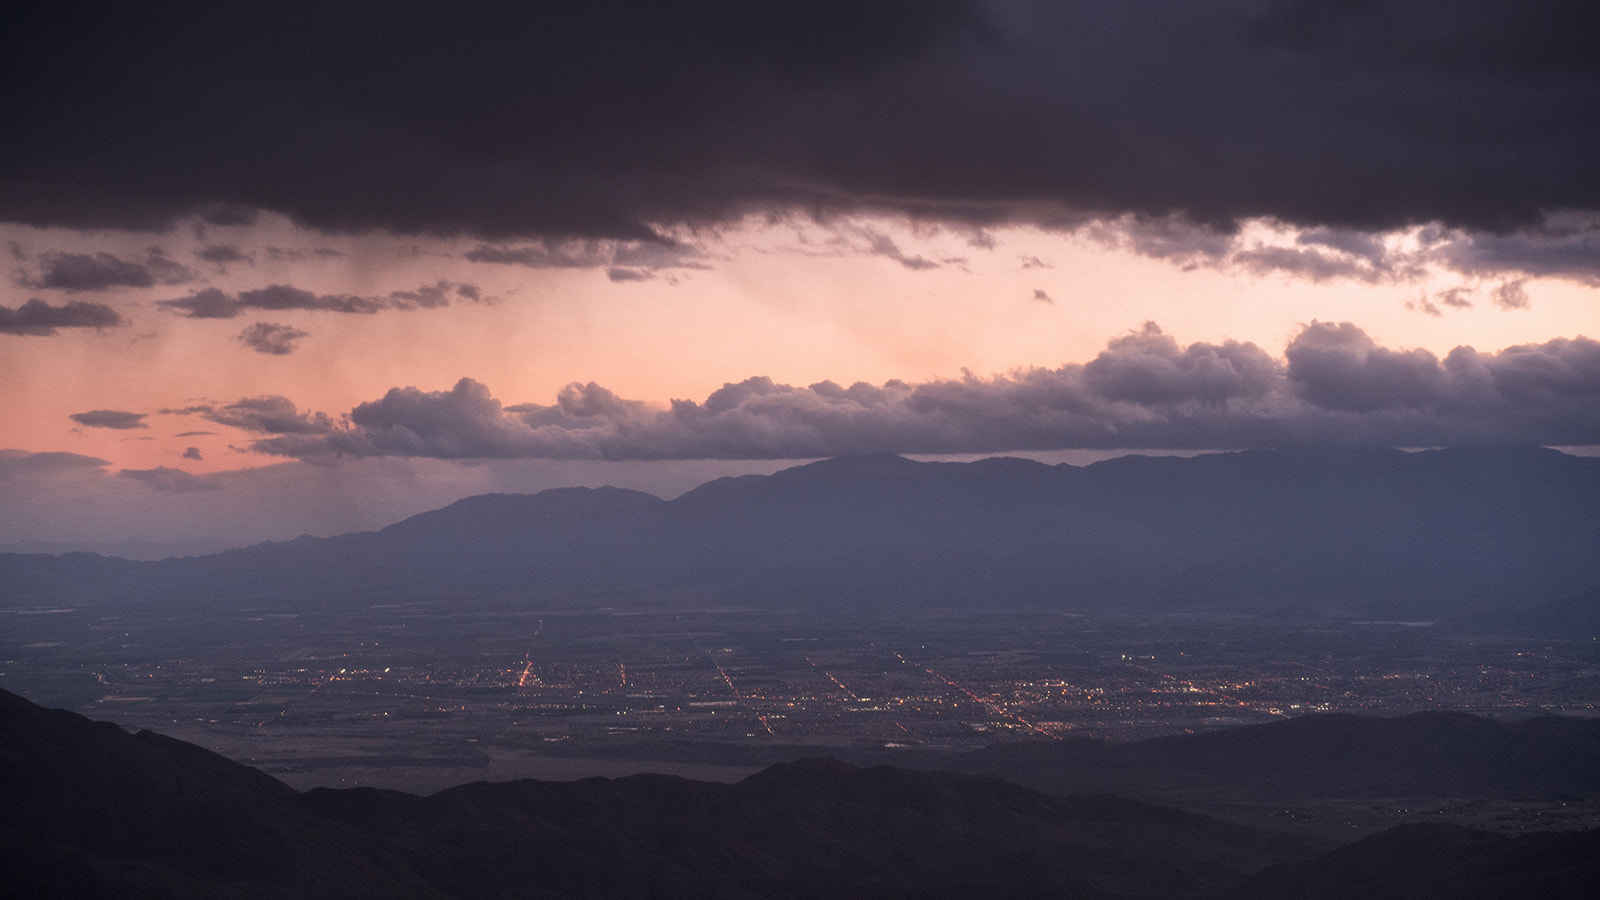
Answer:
(17, 250, 193, 291)
(68, 409, 147, 430)
(1, 2, 1595, 254)
(166, 396, 336, 436)
(241, 324, 1600, 461)
(238, 322, 309, 355)
(197, 244, 252, 265)
(0, 298, 122, 335)
(158, 281, 485, 319)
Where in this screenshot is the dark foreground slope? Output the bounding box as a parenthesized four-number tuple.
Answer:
(1225, 822, 1600, 900)
(6, 689, 1597, 899)
(953, 711, 1600, 801)
(0, 688, 1294, 899)
(5, 448, 1599, 615)
(943, 711, 1600, 839)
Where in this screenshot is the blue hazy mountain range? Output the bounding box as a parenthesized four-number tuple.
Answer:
(4, 447, 1598, 616)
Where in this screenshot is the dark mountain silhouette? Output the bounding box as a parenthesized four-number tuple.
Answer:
(5, 447, 1599, 615)
(0, 689, 440, 899)
(949, 710, 1600, 803)
(6, 689, 1598, 899)
(1223, 822, 1600, 900)
(546, 710, 1600, 840)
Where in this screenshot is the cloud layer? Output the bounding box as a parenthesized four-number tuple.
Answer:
(158, 281, 486, 319)
(69, 409, 148, 430)
(238, 322, 310, 355)
(2, 1, 1594, 253)
(0, 298, 122, 335)
(222, 324, 1600, 461)
(17, 249, 192, 291)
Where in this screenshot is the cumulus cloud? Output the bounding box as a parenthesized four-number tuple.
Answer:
(159, 281, 485, 319)
(238, 322, 309, 354)
(236, 323, 1600, 461)
(0, 298, 123, 335)
(1082, 323, 1279, 406)
(181, 446, 202, 461)
(69, 409, 148, 430)
(17, 249, 193, 291)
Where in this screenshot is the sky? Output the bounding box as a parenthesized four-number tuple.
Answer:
(3, 0, 1599, 557)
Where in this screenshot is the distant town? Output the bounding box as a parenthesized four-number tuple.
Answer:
(5, 601, 1596, 791)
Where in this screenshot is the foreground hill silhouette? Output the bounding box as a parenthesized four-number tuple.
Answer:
(5, 448, 1599, 616)
(5, 689, 1598, 899)
(952, 710, 1600, 800)
(0, 689, 1296, 899)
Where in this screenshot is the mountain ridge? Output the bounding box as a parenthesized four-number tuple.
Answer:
(4, 447, 1599, 616)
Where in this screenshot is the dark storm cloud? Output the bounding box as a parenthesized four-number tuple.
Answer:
(1430, 221, 1600, 285)
(0, 298, 123, 335)
(19, 250, 192, 291)
(2, 1, 1594, 266)
(159, 281, 485, 319)
(243, 324, 1600, 461)
(238, 322, 310, 355)
(68, 409, 148, 430)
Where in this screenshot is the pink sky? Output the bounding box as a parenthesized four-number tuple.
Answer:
(5, 212, 1597, 555)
